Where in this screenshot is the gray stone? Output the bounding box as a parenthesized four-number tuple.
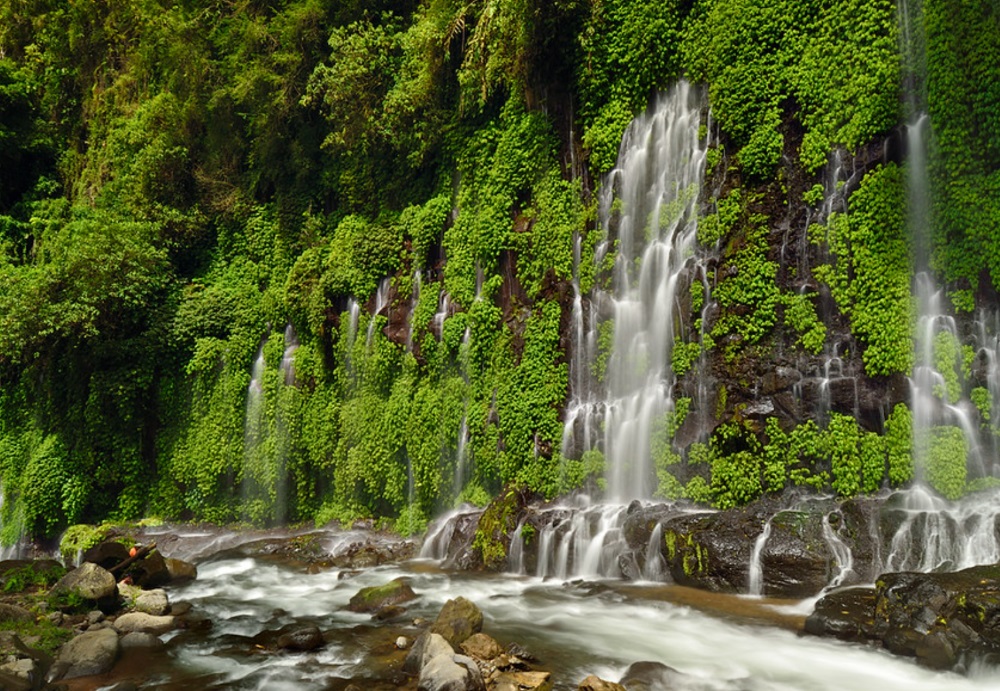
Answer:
(404, 632, 455, 674)
(418, 652, 486, 691)
(165, 558, 197, 584)
(431, 597, 483, 646)
(53, 627, 120, 680)
(135, 588, 170, 616)
(87, 610, 104, 625)
(53, 563, 117, 603)
(276, 625, 324, 651)
(459, 632, 502, 660)
(120, 631, 165, 650)
(113, 611, 175, 634)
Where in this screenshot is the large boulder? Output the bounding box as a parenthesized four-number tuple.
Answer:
(129, 550, 171, 588)
(82, 541, 130, 571)
(52, 563, 117, 605)
(806, 564, 1000, 670)
(348, 578, 417, 613)
(405, 633, 456, 674)
(418, 653, 485, 691)
(431, 597, 483, 647)
(803, 586, 877, 642)
(52, 627, 120, 680)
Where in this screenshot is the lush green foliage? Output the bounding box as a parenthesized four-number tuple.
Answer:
(0, 0, 995, 537)
(812, 165, 913, 375)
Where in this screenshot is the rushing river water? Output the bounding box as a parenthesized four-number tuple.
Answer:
(95, 525, 1000, 691)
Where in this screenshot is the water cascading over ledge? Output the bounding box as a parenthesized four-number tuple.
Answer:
(563, 81, 710, 502)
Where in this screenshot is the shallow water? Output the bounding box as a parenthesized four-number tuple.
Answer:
(141, 551, 1000, 691)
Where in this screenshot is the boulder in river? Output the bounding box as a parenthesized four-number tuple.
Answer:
(52, 562, 118, 608)
(806, 564, 1000, 670)
(431, 597, 483, 647)
(51, 627, 120, 680)
(348, 577, 417, 613)
(418, 652, 485, 691)
(276, 624, 325, 651)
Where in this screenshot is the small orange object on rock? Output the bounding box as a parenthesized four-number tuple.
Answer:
(129, 546, 138, 557)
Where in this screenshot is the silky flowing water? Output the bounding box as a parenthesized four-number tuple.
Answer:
(112, 532, 1000, 691)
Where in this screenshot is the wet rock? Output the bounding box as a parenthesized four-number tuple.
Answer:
(492, 670, 551, 691)
(129, 549, 171, 588)
(641, 494, 840, 597)
(431, 597, 484, 647)
(430, 510, 483, 570)
(82, 541, 130, 570)
(405, 632, 455, 674)
(373, 605, 408, 621)
(804, 587, 877, 642)
(169, 601, 192, 617)
(578, 675, 625, 691)
(348, 577, 417, 613)
(134, 588, 170, 616)
(418, 652, 485, 691)
(471, 486, 536, 571)
(874, 564, 1000, 669)
(53, 562, 118, 605)
(806, 564, 1000, 670)
(276, 625, 324, 651)
(120, 631, 165, 650)
(396, 636, 410, 650)
(618, 661, 730, 690)
(165, 557, 198, 584)
(459, 632, 502, 660)
(113, 612, 175, 634)
(51, 627, 120, 680)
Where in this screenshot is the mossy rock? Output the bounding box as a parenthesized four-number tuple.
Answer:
(472, 486, 534, 571)
(347, 578, 417, 613)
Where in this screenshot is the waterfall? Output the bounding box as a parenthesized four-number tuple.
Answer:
(747, 517, 773, 596)
(280, 324, 298, 385)
(562, 82, 708, 500)
(242, 327, 297, 525)
(883, 486, 1000, 573)
(821, 512, 855, 589)
(367, 277, 391, 348)
(242, 341, 268, 520)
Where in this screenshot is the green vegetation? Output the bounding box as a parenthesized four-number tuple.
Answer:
(812, 165, 912, 376)
(0, 0, 995, 537)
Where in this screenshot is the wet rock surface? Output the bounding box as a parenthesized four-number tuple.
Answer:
(806, 564, 1000, 670)
(348, 577, 417, 613)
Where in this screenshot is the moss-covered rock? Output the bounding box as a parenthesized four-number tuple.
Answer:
(347, 578, 417, 613)
(806, 564, 1000, 670)
(471, 486, 534, 571)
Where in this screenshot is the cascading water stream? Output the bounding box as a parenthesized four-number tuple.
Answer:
(366, 277, 390, 348)
(602, 83, 708, 500)
(561, 81, 708, 501)
(747, 517, 773, 596)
